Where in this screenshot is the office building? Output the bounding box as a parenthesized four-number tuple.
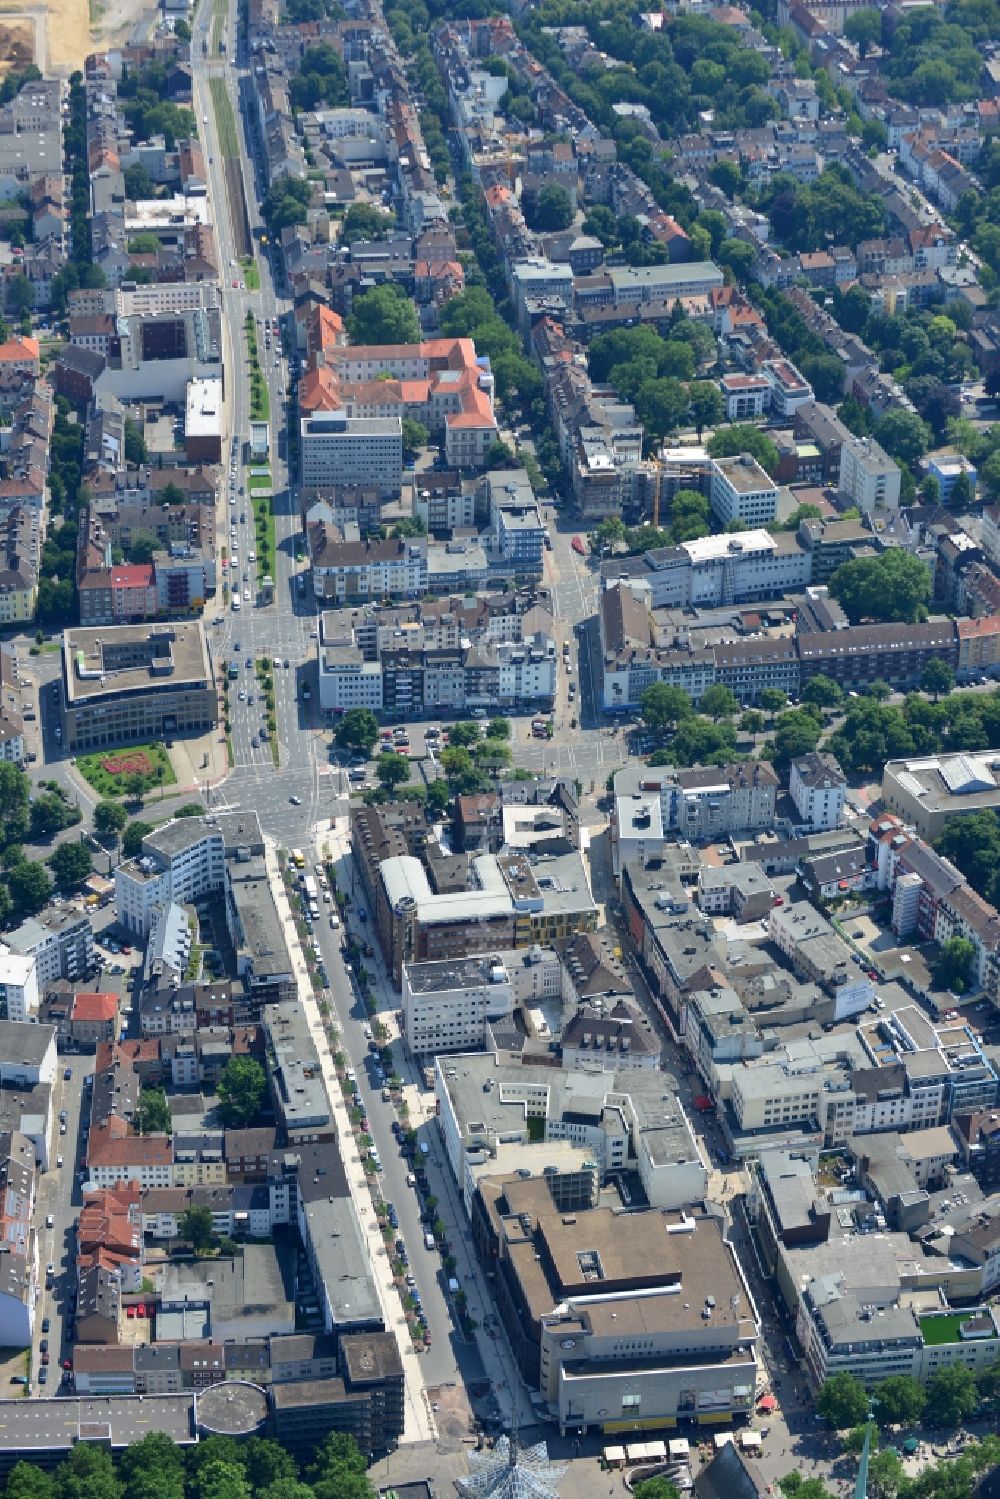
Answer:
(881, 749, 1000, 840)
(402, 954, 514, 1056)
(709, 456, 778, 529)
(60, 623, 216, 753)
(471, 1173, 756, 1435)
(299, 413, 403, 495)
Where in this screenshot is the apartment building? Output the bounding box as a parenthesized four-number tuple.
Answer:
(789, 752, 847, 831)
(5, 903, 95, 988)
(0, 946, 38, 1023)
(838, 436, 901, 515)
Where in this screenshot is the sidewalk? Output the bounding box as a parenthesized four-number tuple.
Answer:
(264, 836, 437, 1447)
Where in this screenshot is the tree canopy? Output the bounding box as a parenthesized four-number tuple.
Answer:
(217, 1055, 267, 1127)
(346, 284, 420, 346)
(828, 550, 931, 625)
(707, 424, 780, 475)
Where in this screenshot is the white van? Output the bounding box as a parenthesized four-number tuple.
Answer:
(424, 1232, 436, 1250)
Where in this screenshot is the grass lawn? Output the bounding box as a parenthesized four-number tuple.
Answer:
(920, 1313, 992, 1345)
(76, 742, 176, 799)
(248, 472, 271, 490)
(241, 258, 261, 291)
(209, 78, 239, 161)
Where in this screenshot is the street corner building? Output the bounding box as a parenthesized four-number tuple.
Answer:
(58, 621, 217, 752)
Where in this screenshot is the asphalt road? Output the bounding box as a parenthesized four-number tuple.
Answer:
(34, 1057, 93, 1397)
(309, 870, 460, 1389)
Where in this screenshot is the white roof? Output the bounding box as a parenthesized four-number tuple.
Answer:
(682, 528, 776, 564)
(185, 377, 222, 437)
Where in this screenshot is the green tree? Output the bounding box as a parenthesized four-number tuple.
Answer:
(8, 273, 32, 316)
(773, 708, 823, 770)
(447, 721, 482, 748)
(699, 684, 739, 721)
(687, 381, 724, 438)
(816, 1370, 870, 1429)
(923, 1362, 978, 1427)
(179, 1204, 215, 1251)
(5, 1465, 56, 1499)
(873, 1373, 925, 1427)
(873, 408, 932, 470)
(932, 935, 975, 993)
(48, 841, 92, 890)
(739, 710, 764, 735)
(844, 7, 881, 55)
(669, 488, 711, 543)
(976, 1356, 1000, 1413)
(118, 1432, 186, 1495)
(523, 183, 573, 232)
(425, 778, 451, 816)
(128, 534, 158, 565)
(472, 737, 512, 771)
(921, 658, 954, 700)
(335, 708, 379, 756)
(376, 752, 410, 791)
(801, 675, 843, 710)
(341, 201, 396, 241)
(122, 819, 154, 859)
(760, 687, 788, 717)
(641, 682, 694, 733)
(217, 1055, 267, 1126)
(707, 424, 780, 475)
(240, 1442, 297, 1495)
(124, 418, 147, 467)
(59, 1445, 122, 1499)
(347, 284, 420, 346)
(632, 1481, 679, 1499)
(829, 551, 931, 624)
(123, 771, 147, 803)
(94, 799, 128, 836)
(439, 745, 473, 781)
(30, 792, 71, 838)
(135, 1087, 171, 1135)
(195, 1461, 250, 1499)
(401, 418, 429, 454)
(488, 717, 511, 740)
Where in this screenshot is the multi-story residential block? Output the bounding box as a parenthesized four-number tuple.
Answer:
(5, 903, 95, 988)
(0, 946, 38, 1023)
(838, 436, 901, 515)
(789, 752, 847, 831)
(309, 529, 427, 605)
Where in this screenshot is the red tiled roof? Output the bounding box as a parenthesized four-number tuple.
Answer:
(73, 992, 119, 1022)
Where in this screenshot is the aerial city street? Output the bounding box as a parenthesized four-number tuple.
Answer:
(0, 0, 999, 1497)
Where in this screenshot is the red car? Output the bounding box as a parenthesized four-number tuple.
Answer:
(122, 945, 132, 955)
(62, 1359, 73, 1370)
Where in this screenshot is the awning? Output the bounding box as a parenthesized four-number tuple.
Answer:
(603, 1447, 626, 1466)
(740, 1433, 763, 1450)
(756, 1394, 777, 1412)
